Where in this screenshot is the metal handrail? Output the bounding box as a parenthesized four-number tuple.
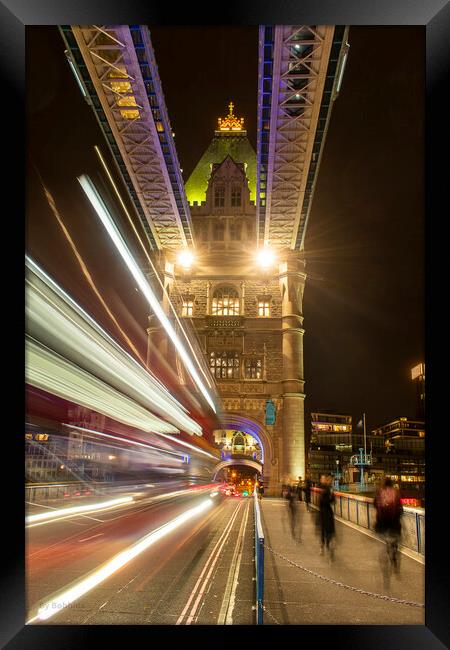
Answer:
(253, 488, 264, 624)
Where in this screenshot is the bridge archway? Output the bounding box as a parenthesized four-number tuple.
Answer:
(211, 412, 276, 487)
(212, 458, 263, 480)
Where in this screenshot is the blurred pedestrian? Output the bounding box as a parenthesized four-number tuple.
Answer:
(286, 485, 300, 540)
(373, 477, 403, 573)
(296, 476, 303, 501)
(318, 474, 335, 558)
(258, 482, 264, 500)
(303, 475, 312, 512)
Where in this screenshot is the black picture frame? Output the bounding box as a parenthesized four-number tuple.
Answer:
(2, 0, 449, 647)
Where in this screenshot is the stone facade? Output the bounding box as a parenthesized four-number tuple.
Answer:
(147, 117, 307, 495)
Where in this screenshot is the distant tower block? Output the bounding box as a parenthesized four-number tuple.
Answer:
(411, 363, 425, 420)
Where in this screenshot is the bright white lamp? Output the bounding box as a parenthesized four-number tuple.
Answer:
(177, 250, 194, 271)
(256, 247, 276, 269)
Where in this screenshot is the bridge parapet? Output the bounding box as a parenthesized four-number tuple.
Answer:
(311, 488, 425, 556)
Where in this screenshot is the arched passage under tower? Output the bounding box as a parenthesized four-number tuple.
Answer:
(211, 413, 276, 490)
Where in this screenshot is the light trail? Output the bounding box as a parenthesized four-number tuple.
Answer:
(26, 338, 180, 435)
(26, 257, 202, 435)
(26, 496, 134, 527)
(26, 255, 184, 407)
(27, 497, 214, 623)
(94, 145, 213, 392)
(35, 173, 145, 365)
(78, 174, 216, 414)
(61, 424, 187, 460)
(62, 424, 218, 461)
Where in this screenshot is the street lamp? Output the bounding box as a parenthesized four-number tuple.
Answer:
(177, 250, 194, 271)
(335, 459, 340, 490)
(256, 247, 276, 269)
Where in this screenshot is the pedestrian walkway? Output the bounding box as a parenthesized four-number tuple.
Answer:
(260, 498, 424, 625)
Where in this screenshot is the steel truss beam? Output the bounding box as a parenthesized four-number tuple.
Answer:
(257, 25, 349, 251)
(62, 25, 195, 252)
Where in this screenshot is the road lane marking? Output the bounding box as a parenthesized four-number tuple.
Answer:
(218, 499, 250, 624)
(142, 504, 226, 623)
(186, 504, 243, 625)
(78, 533, 104, 543)
(176, 501, 242, 625)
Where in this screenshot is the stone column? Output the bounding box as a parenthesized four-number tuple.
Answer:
(279, 252, 306, 485)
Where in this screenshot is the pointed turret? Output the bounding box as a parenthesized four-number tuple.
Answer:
(185, 102, 256, 206)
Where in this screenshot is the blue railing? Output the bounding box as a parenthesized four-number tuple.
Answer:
(253, 489, 264, 624)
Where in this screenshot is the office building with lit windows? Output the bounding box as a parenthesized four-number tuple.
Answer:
(369, 417, 425, 501)
(307, 411, 363, 485)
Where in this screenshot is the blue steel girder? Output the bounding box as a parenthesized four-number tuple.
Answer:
(257, 25, 349, 251)
(61, 25, 195, 252)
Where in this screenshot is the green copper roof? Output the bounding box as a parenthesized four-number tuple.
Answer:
(185, 134, 257, 205)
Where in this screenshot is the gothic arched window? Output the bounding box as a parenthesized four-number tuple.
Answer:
(211, 286, 239, 316)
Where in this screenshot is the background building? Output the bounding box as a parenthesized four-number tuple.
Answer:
(411, 363, 425, 420)
(307, 411, 361, 484)
(369, 417, 425, 503)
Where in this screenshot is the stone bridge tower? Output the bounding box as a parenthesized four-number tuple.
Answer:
(147, 103, 306, 494)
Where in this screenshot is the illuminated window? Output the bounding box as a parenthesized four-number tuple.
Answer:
(258, 299, 270, 317)
(245, 358, 263, 379)
(214, 186, 225, 207)
(231, 186, 241, 207)
(210, 351, 240, 380)
(212, 287, 239, 315)
(120, 109, 140, 120)
(181, 297, 194, 317)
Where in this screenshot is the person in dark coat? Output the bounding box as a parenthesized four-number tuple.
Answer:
(373, 477, 403, 536)
(286, 484, 298, 539)
(303, 476, 312, 512)
(296, 476, 303, 501)
(373, 477, 403, 568)
(318, 474, 335, 556)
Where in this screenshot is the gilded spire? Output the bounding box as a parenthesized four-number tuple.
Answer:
(217, 101, 245, 132)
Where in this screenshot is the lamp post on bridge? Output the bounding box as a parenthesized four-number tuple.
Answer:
(334, 459, 341, 490)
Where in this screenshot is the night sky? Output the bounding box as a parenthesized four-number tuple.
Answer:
(27, 26, 424, 434)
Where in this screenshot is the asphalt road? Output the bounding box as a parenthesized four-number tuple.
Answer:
(26, 486, 255, 625)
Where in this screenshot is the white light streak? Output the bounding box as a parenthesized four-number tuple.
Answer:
(26, 256, 202, 435)
(26, 338, 182, 435)
(26, 496, 133, 526)
(94, 146, 213, 393)
(25, 256, 185, 404)
(336, 43, 350, 94)
(31, 498, 213, 622)
(77, 175, 216, 413)
(61, 424, 185, 459)
(65, 50, 89, 101)
(63, 423, 218, 461)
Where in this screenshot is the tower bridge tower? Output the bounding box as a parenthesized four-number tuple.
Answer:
(148, 103, 307, 494)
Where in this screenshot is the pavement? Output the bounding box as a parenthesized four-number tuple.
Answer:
(260, 497, 425, 625)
